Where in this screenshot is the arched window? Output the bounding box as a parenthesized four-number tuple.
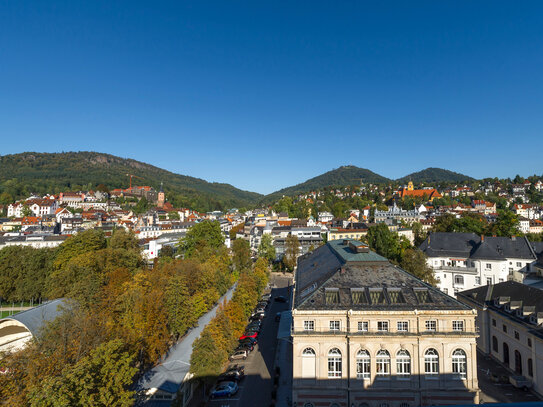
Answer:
(492, 335, 498, 352)
(424, 348, 439, 375)
(303, 404, 314, 407)
(452, 349, 467, 379)
(356, 349, 371, 379)
(376, 350, 390, 376)
(503, 342, 510, 366)
(302, 348, 316, 379)
(514, 350, 522, 375)
(328, 348, 342, 378)
(396, 349, 411, 376)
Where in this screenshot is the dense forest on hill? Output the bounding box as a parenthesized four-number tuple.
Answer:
(0, 152, 262, 212)
(263, 165, 391, 202)
(397, 167, 474, 184)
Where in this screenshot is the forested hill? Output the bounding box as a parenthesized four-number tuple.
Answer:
(264, 165, 390, 202)
(0, 152, 262, 211)
(397, 167, 474, 184)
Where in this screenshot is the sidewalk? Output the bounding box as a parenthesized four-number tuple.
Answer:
(274, 336, 292, 407)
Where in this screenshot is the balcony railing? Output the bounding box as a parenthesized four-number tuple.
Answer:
(434, 265, 478, 274)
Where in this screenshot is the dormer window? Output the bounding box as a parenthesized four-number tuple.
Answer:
(414, 288, 432, 304)
(369, 288, 386, 304)
(325, 288, 340, 305)
(387, 288, 406, 304)
(351, 288, 368, 305)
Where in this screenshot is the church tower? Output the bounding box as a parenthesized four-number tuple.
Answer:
(157, 182, 165, 208)
(407, 181, 414, 191)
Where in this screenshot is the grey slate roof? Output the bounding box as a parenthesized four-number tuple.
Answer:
(1, 299, 66, 337)
(420, 232, 539, 261)
(294, 239, 469, 311)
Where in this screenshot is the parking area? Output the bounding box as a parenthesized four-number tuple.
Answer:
(477, 350, 541, 404)
(207, 273, 293, 407)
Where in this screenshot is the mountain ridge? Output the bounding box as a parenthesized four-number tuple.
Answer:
(0, 151, 262, 212)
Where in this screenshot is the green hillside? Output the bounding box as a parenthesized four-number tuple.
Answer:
(264, 165, 390, 202)
(0, 152, 262, 212)
(397, 167, 474, 184)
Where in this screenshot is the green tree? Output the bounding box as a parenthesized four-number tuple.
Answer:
(432, 213, 457, 233)
(21, 204, 33, 217)
(164, 274, 192, 337)
(232, 238, 251, 271)
(283, 234, 300, 271)
(487, 210, 521, 237)
(177, 220, 225, 258)
(257, 234, 276, 263)
(400, 248, 437, 285)
(366, 223, 401, 262)
(411, 222, 426, 247)
(108, 228, 140, 251)
(133, 197, 149, 214)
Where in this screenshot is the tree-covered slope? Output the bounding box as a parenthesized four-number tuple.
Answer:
(0, 152, 262, 211)
(264, 165, 390, 202)
(397, 167, 474, 184)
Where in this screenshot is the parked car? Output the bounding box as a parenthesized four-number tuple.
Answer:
(238, 337, 257, 347)
(250, 313, 264, 321)
(236, 343, 253, 353)
(255, 307, 266, 314)
(252, 310, 266, 318)
(218, 365, 245, 382)
(246, 321, 262, 331)
(274, 295, 287, 303)
(239, 331, 259, 340)
(229, 349, 248, 361)
(275, 312, 282, 322)
(246, 323, 261, 332)
(211, 381, 238, 398)
(509, 375, 532, 390)
(258, 301, 269, 308)
(261, 294, 271, 301)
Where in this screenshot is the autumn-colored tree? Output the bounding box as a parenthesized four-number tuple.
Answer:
(283, 234, 300, 271)
(28, 339, 136, 407)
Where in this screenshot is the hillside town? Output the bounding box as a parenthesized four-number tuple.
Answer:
(2, 176, 543, 407)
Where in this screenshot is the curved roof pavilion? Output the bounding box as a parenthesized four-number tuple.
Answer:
(0, 299, 65, 353)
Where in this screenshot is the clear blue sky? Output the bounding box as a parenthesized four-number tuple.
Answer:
(1, 1, 542, 194)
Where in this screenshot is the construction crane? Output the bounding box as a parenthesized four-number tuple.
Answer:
(126, 174, 143, 189)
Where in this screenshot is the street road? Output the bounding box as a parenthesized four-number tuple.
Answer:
(207, 273, 292, 407)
